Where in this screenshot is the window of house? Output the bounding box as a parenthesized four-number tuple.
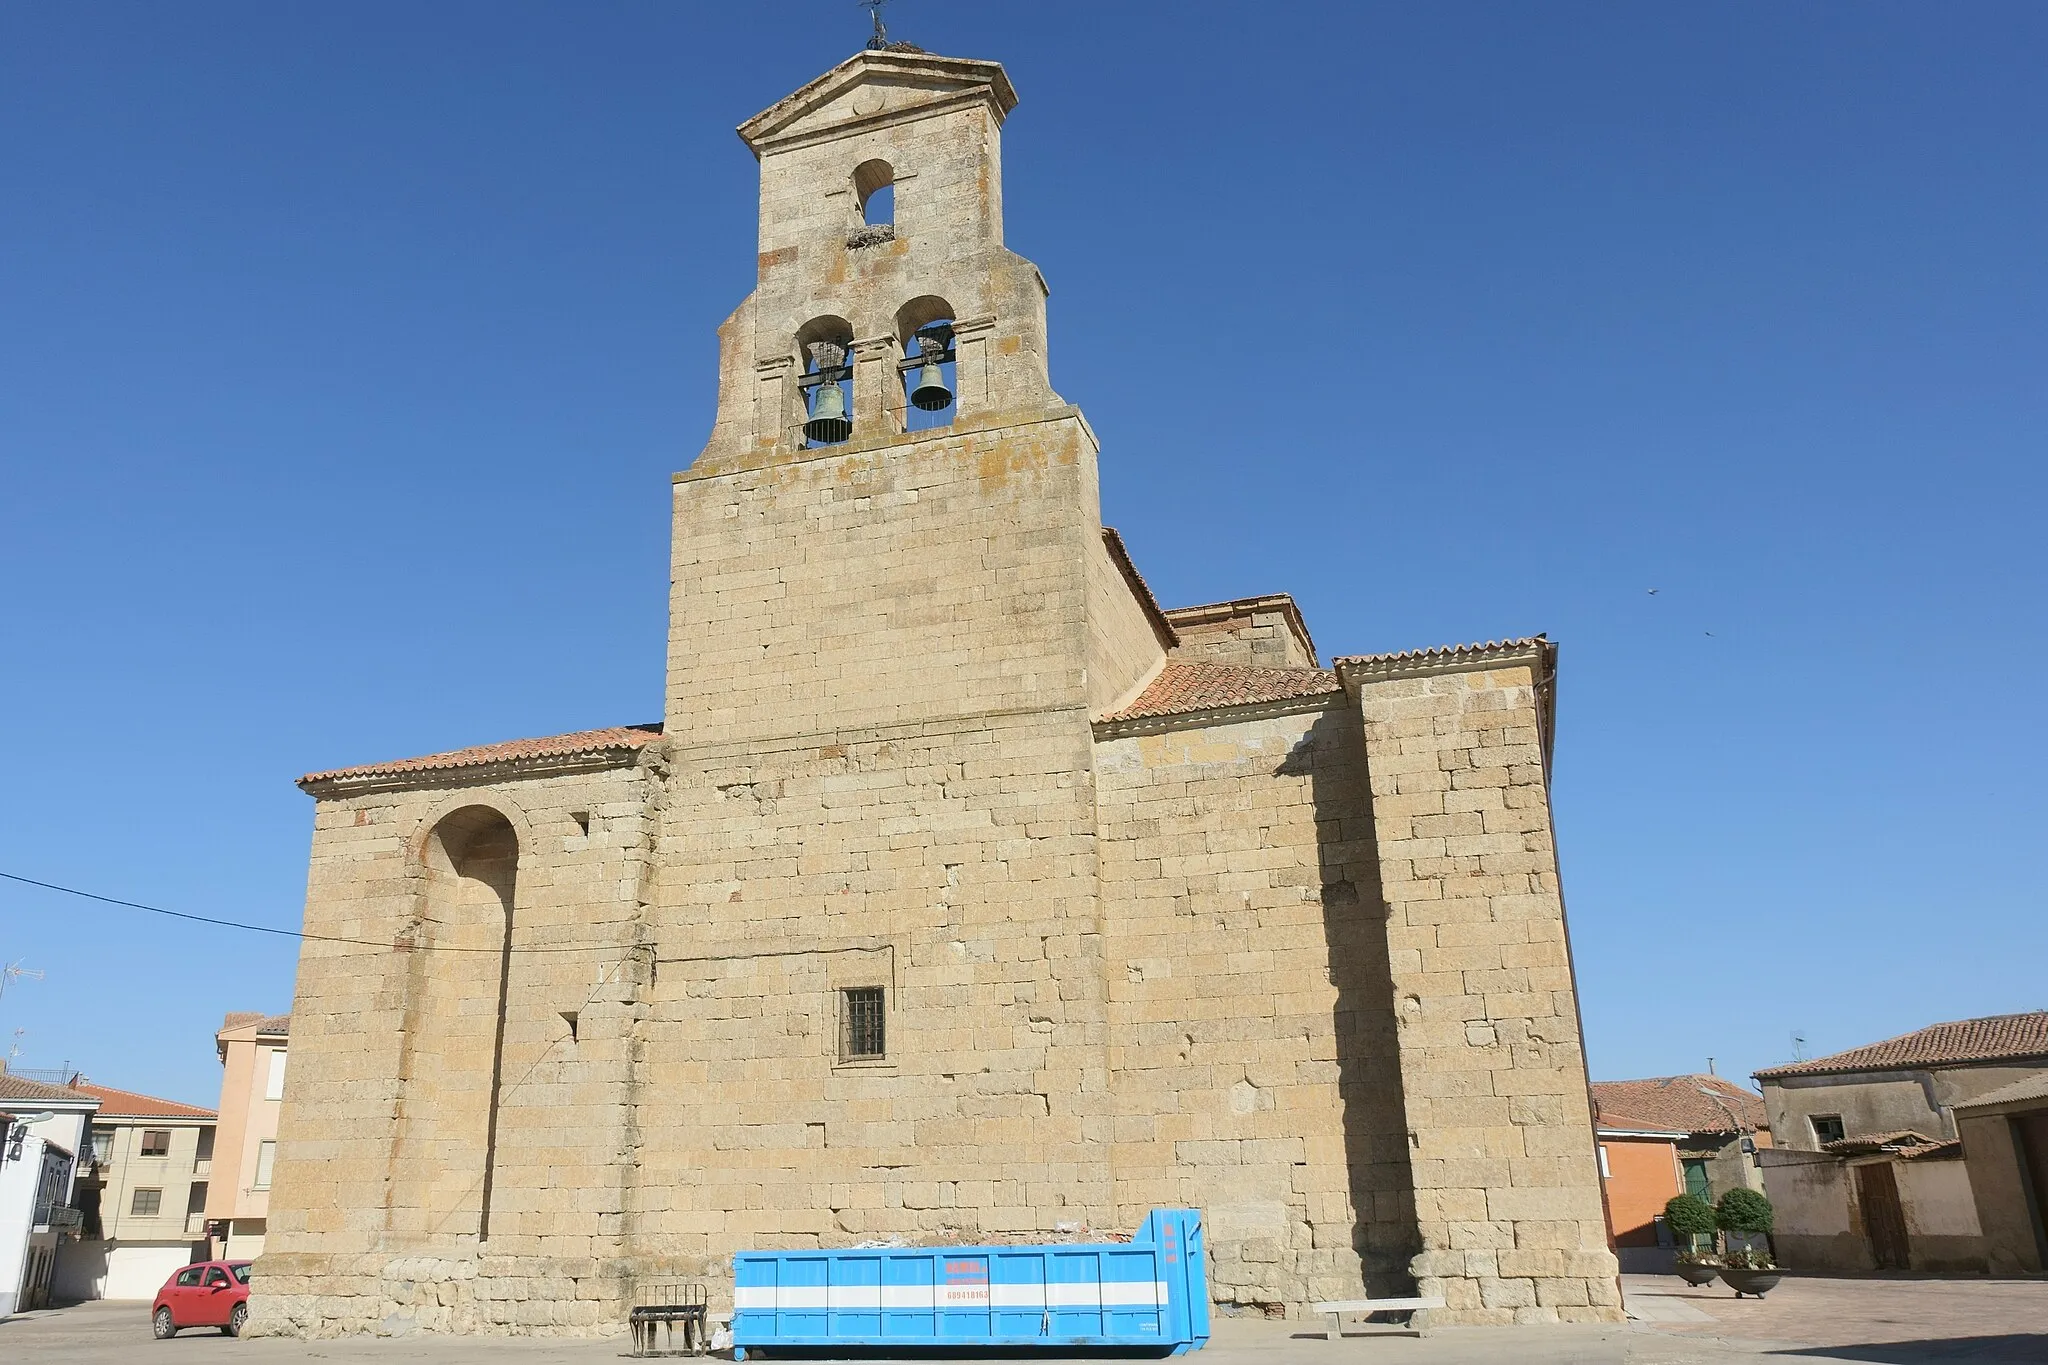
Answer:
(140, 1129, 171, 1157)
(265, 1050, 288, 1100)
(130, 1187, 163, 1217)
(840, 987, 886, 1061)
(1810, 1114, 1846, 1146)
(253, 1140, 276, 1191)
(1681, 1158, 1711, 1201)
(89, 1128, 113, 1164)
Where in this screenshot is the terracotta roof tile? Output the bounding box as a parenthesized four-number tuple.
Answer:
(0, 1073, 100, 1105)
(1591, 1076, 1768, 1136)
(1333, 636, 1550, 670)
(1955, 1072, 2048, 1113)
(256, 1013, 290, 1036)
(300, 724, 662, 789)
(68, 1083, 214, 1120)
(1755, 1012, 2048, 1079)
(1821, 1130, 1944, 1155)
(1101, 661, 1340, 724)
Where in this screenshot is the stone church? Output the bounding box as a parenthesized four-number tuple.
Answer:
(254, 47, 1621, 1335)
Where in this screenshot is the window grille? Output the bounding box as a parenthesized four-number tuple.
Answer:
(841, 987, 886, 1061)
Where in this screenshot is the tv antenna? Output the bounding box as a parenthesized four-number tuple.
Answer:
(0, 959, 44, 1008)
(861, 0, 890, 49)
(1791, 1030, 1808, 1061)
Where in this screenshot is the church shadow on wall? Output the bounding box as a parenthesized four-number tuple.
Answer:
(1277, 706, 1421, 1295)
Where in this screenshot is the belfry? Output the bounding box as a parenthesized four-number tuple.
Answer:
(256, 47, 1622, 1335)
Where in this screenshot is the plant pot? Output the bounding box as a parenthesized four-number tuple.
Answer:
(1674, 1262, 1721, 1286)
(1718, 1268, 1782, 1298)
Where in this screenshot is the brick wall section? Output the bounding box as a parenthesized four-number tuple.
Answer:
(1350, 663, 1621, 1323)
(1093, 705, 1417, 1307)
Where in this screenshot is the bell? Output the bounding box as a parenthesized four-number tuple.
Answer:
(803, 380, 852, 444)
(908, 357, 953, 412)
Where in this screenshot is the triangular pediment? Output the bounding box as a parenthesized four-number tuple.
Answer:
(738, 50, 1016, 155)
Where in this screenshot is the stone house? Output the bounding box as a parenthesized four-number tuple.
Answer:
(1951, 1073, 2048, 1274)
(252, 46, 1621, 1335)
(55, 1082, 216, 1301)
(1755, 1011, 2048, 1273)
(1756, 1011, 2048, 1152)
(1588, 1075, 1767, 1272)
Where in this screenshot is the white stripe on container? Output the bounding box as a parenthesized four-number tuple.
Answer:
(732, 1282, 1167, 1310)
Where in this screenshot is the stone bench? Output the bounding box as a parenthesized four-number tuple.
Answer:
(1311, 1296, 1446, 1338)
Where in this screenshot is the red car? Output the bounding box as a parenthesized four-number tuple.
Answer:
(151, 1260, 252, 1338)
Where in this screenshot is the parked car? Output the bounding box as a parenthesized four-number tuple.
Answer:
(151, 1261, 252, 1338)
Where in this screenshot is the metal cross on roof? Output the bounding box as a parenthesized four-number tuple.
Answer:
(861, 0, 890, 49)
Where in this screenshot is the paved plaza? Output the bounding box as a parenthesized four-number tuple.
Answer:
(3, 1276, 2044, 1364)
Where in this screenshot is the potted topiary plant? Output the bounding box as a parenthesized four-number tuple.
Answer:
(1662, 1194, 1721, 1285)
(1713, 1188, 1781, 1296)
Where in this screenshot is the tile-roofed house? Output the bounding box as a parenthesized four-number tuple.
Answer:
(66, 1082, 215, 1121)
(1590, 1075, 1771, 1272)
(0, 1072, 97, 1106)
(1591, 1075, 1768, 1137)
(1754, 1009, 2048, 1275)
(57, 1082, 217, 1298)
(1755, 1011, 2048, 1080)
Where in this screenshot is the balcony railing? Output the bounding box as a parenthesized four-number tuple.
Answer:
(34, 1206, 83, 1234)
(185, 1212, 208, 1237)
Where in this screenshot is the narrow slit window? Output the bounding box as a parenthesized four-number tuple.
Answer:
(841, 987, 886, 1061)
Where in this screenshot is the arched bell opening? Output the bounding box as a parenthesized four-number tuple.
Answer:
(796, 315, 855, 446)
(853, 158, 894, 228)
(894, 295, 957, 432)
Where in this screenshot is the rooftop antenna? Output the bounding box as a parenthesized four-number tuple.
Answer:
(1791, 1030, 1808, 1061)
(861, 0, 890, 49)
(1706, 1056, 1716, 1076)
(0, 959, 44, 1008)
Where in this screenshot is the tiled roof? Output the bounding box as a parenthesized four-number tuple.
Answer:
(256, 1013, 290, 1036)
(1101, 528, 1178, 647)
(1954, 1071, 2048, 1113)
(1591, 1076, 1768, 1136)
(1333, 636, 1550, 672)
(1101, 661, 1340, 724)
(300, 724, 663, 789)
(0, 1073, 101, 1106)
(1822, 1130, 1945, 1156)
(68, 1083, 214, 1120)
(1755, 1012, 2048, 1079)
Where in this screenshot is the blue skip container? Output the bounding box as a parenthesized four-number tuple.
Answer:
(731, 1208, 1209, 1357)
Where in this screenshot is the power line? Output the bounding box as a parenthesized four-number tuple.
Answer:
(0, 871, 634, 956)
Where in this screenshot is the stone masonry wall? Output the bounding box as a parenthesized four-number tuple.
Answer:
(1351, 663, 1622, 1324)
(1093, 704, 1417, 1308)
(251, 761, 657, 1337)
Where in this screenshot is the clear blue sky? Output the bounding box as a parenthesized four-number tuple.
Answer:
(3, 2, 2043, 1110)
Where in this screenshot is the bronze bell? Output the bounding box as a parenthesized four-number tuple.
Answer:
(803, 379, 852, 444)
(908, 334, 954, 411)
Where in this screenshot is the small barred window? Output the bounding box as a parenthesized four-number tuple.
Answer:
(841, 987, 886, 1061)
